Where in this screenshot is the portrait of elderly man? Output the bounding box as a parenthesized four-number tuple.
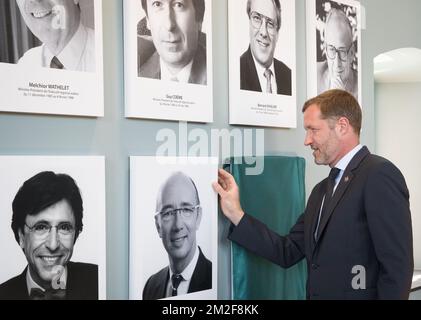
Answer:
(137, 0, 207, 85)
(0, 171, 98, 300)
(317, 7, 358, 99)
(240, 0, 291, 95)
(142, 171, 212, 300)
(15, 0, 95, 72)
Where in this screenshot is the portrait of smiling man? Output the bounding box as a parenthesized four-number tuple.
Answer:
(15, 0, 95, 72)
(0, 171, 98, 300)
(240, 0, 291, 95)
(317, 6, 358, 99)
(138, 0, 207, 85)
(142, 171, 212, 300)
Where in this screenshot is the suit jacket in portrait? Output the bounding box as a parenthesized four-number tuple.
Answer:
(0, 262, 98, 300)
(240, 47, 291, 96)
(229, 146, 413, 300)
(138, 36, 207, 85)
(142, 247, 212, 300)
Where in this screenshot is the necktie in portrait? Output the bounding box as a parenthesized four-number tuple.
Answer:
(171, 274, 184, 297)
(29, 288, 66, 300)
(50, 56, 65, 70)
(263, 68, 273, 94)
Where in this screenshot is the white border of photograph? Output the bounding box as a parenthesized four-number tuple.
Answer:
(306, 0, 362, 103)
(129, 156, 218, 300)
(124, 0, 213, 123)
(228, 0, 297, 128)
(0, 0, 104, 117)
(0, 156, 106, 299)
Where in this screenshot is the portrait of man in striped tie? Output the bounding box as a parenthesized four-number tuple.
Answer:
(142, 171, 212, 300)
(240, 0, 291, 96)
(14, 0, 96, 72)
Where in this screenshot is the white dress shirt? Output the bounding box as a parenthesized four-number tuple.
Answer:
(26, 266, 68, 295)
(252, 55, 277, 94)
(160, 58, 194, 83)
(18, 22, 96, 72)
(165, 245, 200, 297)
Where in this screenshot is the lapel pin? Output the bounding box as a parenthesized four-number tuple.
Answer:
(345, 176, 349, 182)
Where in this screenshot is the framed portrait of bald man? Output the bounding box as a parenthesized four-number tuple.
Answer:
(306, 0, 362, 103)
(124, 0, 213, 123)
(0, 0, 104, 117)
(129, 157, 218, 300)
(0, 156, 106, 300)
(228, 0, 297, 128)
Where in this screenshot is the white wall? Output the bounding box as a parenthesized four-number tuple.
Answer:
(375, 82, 421, 269)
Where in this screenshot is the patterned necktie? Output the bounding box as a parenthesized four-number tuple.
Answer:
(171, 274, 184, 297)
(263, 68, 273, 94)
(29, 288, 66, 300)
(314, 167, 341, 241)
(50, 56, 64, 70)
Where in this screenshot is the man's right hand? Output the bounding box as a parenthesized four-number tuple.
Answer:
(212, 169, 245, 226)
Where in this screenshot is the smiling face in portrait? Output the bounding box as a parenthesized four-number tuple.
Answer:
(15, 0, 81, 53)
(248, 0, 279, 69)
(145, 0, 201, 71)
(155, 172, 202, 271)
(18, 199, 76, 289)
(324, 10, 354, 88)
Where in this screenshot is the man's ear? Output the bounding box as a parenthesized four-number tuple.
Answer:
(337, 116, 350, 136)
(195, 207, 202, 230)
(155, 216, 162, 238)
(18, 229, 25, 250)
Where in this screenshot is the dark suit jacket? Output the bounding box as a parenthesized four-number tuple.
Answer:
(229, 146, 413, 300)
(138, 36, 207, 85)
(240, 47, 291, 96)
(142, 247, 212, 300)
(0, 262, 98, 300)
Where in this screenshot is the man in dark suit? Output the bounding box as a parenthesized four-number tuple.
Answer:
(240, 0, 291, 95)
(138, 0, 207, 85)
(143, 172, 212, 299)
(213, 89, 413, 299)
(0, 171, 98, 300)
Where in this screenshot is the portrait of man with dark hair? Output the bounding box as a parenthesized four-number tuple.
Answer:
(0, 171, 98, 300)
(137, 0, 207, 85)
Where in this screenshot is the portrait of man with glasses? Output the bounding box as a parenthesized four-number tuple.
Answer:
(240, 0, 292, 96)
(0, 171, 98, 300)
(142, 171, 212, 300)
(317, 5, 358, 99)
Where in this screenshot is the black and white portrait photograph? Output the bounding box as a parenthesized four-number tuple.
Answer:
(129, 157, 217, 300)
(0, 0, 104, 117)
(0, 156, 106, 300)
(306, 0, 361, 102)
(229, 0, 297, 128)
(124, 0, 213, 122)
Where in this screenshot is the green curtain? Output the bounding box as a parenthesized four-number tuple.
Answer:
(228, 156, 307, 300)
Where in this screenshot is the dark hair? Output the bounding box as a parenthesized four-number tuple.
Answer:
(247, 0, 281, 31)
(302, 89, 362, 135)
(141, 0, 205, 23)
(11, 171, 84, 244)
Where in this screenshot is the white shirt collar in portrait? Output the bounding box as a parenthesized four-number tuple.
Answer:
(18, 22, 96, 72)
(166, 245, 200, 297)
(160, 58, 194, 83)
(252, 55, 277, 94)
(26, 265, 68, 295)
